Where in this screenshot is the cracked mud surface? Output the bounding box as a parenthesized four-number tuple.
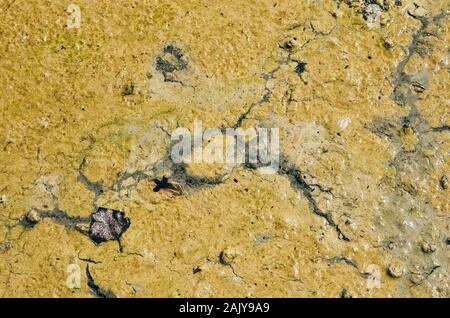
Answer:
(0, 0, 449, 297)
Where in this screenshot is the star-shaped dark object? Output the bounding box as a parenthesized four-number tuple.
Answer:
(152, 176, 180, 192)
(153, 176, 170, 192)
(294, 61, 307, 75)
(151, 176, 183, 196)
(89, 207, 130, 251)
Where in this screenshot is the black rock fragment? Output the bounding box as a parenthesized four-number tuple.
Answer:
(155, 44, 188, 83)
(88, 207, 130, 249)
(294, 61, 307, 75)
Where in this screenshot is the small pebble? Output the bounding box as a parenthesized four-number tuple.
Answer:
(420, 241, 436, 254)
(439, 175, 448, 190)
(220, 247, 238, 265)
(279, 36, 299, 52)
(0, 241, 12, 253)
(25, 209, 41, 223)
(383, 37, 394, 49)
(409, 274, 424, 285)
(388, 263, 404, 278)
(341, 289, 353, 298)
(363, 4, 381, 28)
(0, 195, 6, 204)
(411, 81, 425, 93)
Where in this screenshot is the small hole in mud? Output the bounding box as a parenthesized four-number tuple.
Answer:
(233, 178, 238, 183)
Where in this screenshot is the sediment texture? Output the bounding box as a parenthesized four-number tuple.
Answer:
(0, 0, 448, 297)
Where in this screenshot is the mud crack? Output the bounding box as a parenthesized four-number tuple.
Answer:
(86, 265, 116, 298)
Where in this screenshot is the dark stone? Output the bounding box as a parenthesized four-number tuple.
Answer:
(156, 56, 177, 73)
(294, 61, 307, 75)
(341, 288, 353, 298)
(89, 207, 130, 245)
(155, 44, 188, 83)
(164, 44, 185, 61)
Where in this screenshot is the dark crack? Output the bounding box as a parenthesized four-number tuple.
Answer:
(77, 157, 106, 211)
(392, 11, 449, 106)
(78, 251, 102, 264)
(428, 125, 450, 133)
(321, 255, 370, 278)
(19, 208, 89, 230)
(232, 23, 334, 128)
(278, 158, 350, 241)
(323, 256, 358, 269)
(86, 265, 116, 298)
(244, 153, 350, 241)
